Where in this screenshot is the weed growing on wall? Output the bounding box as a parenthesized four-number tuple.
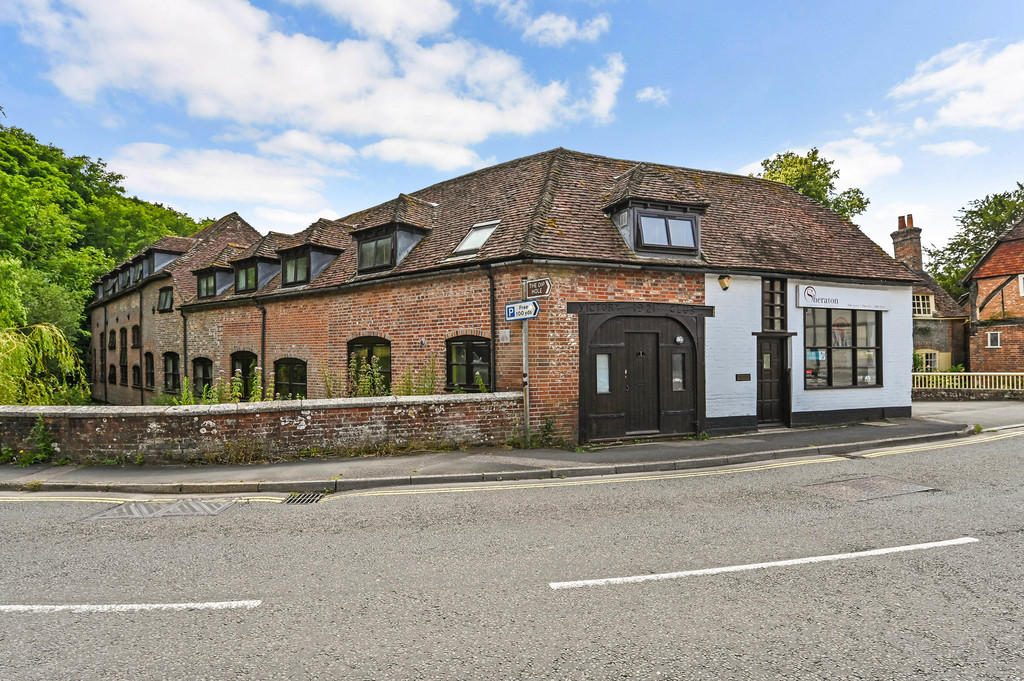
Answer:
(349, 354, 389, 397)
(393, 356, 440, 396)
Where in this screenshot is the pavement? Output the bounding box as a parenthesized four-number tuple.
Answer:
(3, 400, 1018, 495)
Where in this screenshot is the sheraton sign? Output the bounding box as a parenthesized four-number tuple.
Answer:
(795, 285, 889, 310)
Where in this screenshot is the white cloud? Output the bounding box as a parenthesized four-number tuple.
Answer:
(109, 143, 329, 209)
(477, 0, 610, 47)
(819, 138, 903, 189)
(252, 206, 342, 234)
(636, 86, 669, 107)
(360, 139, 490, 171)
(851, 110, 905, 139)
(258, 130, 356, 163)
(3, 0, 609, 152)
(588, 53, 625, 124)
(283, 0, 457, 41)
(919, 140, 990, 157)
(889, 40, 1024, 130)
(737, 159, 764, 176)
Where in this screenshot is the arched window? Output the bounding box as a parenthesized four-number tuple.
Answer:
(163, 352, 180, 393)
(273, 358, 307, 399)
(131, 365, 142, 388)
(108, 330, 116, 350)
(348, 336, 391, 389)
(192, 358, 214, 395)
(131, 325, 141, 347)
(231, 351, 258, 400)
(107, 364, 117, 385)
(446, 335, 490, 391)
(144, 353, 154, 389)
(119, 328, 128, 384)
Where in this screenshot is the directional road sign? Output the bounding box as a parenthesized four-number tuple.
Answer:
(505, 299, 540, 322)
(525, 277, 552, 298)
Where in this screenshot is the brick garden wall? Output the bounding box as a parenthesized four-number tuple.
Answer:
(0, 392, 522, 464)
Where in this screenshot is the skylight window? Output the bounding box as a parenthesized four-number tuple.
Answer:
(454, 220, 499, 254)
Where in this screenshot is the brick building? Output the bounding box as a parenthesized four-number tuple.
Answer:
(89, 148, 917, 442)
(890, 214, 968, 371)
(961, 215, 1024, 371)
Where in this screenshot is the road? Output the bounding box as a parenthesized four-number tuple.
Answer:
(2, 432, 1024, 680)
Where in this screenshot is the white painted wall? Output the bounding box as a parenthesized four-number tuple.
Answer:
(704, 274, 760, 418)
(704, 274, 913, 420)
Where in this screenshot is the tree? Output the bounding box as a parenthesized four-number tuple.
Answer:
(925, 182, 1024, 300)
(0, 323, 86, 405)
(757, 148, 869, 222)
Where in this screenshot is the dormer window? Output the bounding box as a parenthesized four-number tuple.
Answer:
(132, 262, 143, 283)
(119, 269, 130, 288)
(282, 250, 310, 286)
(358, 230, 395, 272)
(454, 220, 499, 255)
(235, 263, 257, 293)
(637, 210, 697, 251)
(912, 294, 934, 317)
(197, 272, 217, 299)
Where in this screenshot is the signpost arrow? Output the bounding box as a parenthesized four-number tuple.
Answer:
(505, 299, 540, 322)
(525, 277, 552, 298)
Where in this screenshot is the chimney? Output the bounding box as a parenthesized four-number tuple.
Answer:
(891, 213, 923, 270)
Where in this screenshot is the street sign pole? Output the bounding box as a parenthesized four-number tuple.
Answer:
(521, 278, 530, 447)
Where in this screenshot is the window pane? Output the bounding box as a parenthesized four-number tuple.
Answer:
(456, 224, 498, 252)
(596, 353, 610, 394)
(857, 349, 878, 385)
(805, 348, 828, 387)
(640, 215, 668, 245)
(372, 344, 391, 372)
(375, 237, 392, 267)
(297, 255, 309, 280)
(831, 314, 852, 347)
(856, 312, 877, 347)
(359, 241, 374, 269)
(805, 308, 828, 347)
(672, 354, 684, 391)
(667, 218, 695, 247)
(832, 349, 854, 386)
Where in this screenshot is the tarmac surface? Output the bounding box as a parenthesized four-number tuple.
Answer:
(1, 400, 1020, 495)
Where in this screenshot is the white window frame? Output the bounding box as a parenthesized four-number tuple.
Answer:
(987, 331, 1002, 348)
(454, 220, 500, 255)
(912, 294, 934, 317)
(1018, 274, 1024, 296)
(919, 350, 938, 371)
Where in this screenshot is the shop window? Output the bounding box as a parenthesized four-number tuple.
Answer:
(197, 272, 217, 299)
(235, 263, 257, 293)
(274, 358, 307, 399)
(987, 331, 1001, 348)
(131, 365, 142, 388)
(912, 295, 934, 317)
(804, 309, 882, 388)
(446, 335, 490, 391)
(348, 337, 391, 389)
(144, 353, 155, 389)
(157, 287, 173, 312)
(357, 231, 395, 272)
(131, 325, 141, 348)
(193, 358, 214, 395)
(762, 278, 787, 331)
(282, 251, 310, 286)
(454, 220, 499, 255)
(163, 352, 180, 393)
(231, 351, 258, 400)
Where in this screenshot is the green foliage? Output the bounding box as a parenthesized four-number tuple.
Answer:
(348, 353, 389, 397)
(392, 356, 440, 396)
(925, 182, 1024, 300)
(757, 148, 869, 222)
(474, 371, 488, 393)
(0, 324, 87, 405)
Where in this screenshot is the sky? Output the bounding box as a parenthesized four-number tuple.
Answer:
(1, 0, 1023, 258)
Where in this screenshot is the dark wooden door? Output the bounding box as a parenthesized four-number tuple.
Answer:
(756, 336, 786, 425)
(625, 332, 659, 433)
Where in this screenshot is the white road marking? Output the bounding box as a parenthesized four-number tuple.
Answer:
(550, 537, 979, 590)
(0, 599, 262, 614)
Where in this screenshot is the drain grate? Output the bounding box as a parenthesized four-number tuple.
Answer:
(807, 476, 935, 502)
(284, 492, 324, 505)
(88, 499, 235, 520)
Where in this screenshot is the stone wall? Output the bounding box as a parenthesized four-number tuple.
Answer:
(912, 388, 1024, 401)
(0, 392, 523, 464)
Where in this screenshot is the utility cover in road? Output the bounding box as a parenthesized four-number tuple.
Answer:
(505, 300, 540, 321)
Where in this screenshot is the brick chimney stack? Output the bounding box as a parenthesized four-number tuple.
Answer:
(891, 213, 923, 270)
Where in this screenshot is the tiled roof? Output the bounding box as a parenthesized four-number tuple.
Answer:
(178, 148, 914, 304)
(158, 214, 261, 301)
(970, 216, 1024, 279)
(906, 266, 967, 317)
(149, 235, 198, 253)
(192, 244, 248, 273)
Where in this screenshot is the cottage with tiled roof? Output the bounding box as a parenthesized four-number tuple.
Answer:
(890, 214, 968, 371)
(89, 149, 917, 441)
(960, 214, 1024, 371)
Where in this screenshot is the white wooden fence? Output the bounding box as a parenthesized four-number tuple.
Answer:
(912, 372, 1024, 390)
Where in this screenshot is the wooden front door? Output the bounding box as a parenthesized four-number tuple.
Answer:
(756, 336, 787, 425)
(584, 316, 696, 440)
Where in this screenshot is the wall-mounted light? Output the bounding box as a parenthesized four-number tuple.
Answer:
(718, 274, 732, 291)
